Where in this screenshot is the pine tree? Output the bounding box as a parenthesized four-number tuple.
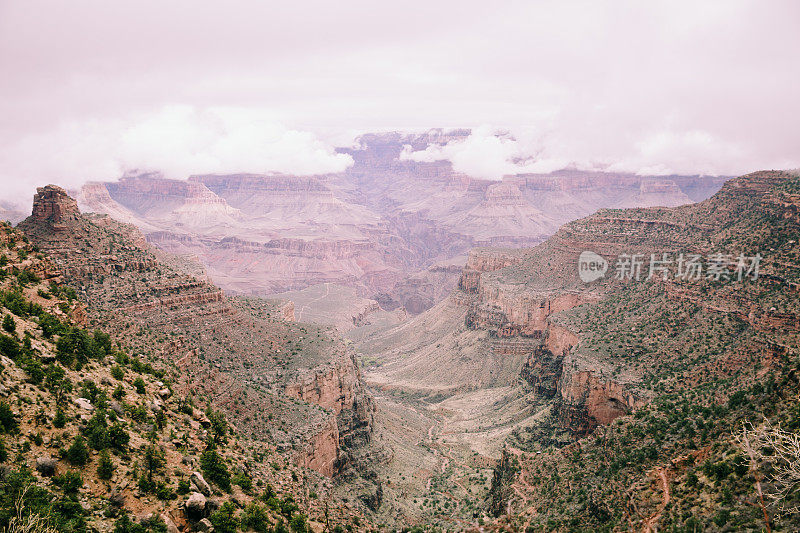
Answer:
(97, 450, 115, 480)
(66, 434, 89, 466)
(53, 409, 67, 428)
(2, 314, 15, 333)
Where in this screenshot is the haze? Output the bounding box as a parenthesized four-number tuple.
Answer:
(1, 0, 799, 204)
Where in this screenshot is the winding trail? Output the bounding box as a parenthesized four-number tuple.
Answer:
(295, 282, 330, 321)
(642, 467, 670, 533)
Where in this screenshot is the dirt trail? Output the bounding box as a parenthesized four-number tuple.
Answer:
(295, 282, 330, 320)
(642, 467, 670, 533)
(506, 446, 538, 530)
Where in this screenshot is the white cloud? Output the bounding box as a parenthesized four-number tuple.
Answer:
(400, 126, 569, 179)
(399, 124, 799, 179)
(0, 0, 799, 200)
(0, 106, 353, 204)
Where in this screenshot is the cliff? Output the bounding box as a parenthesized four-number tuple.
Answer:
(0, 221, 367, 532)
(472, 170, 800, 530)
(76, 137, 727, 316)
(19, 185, 376, 479)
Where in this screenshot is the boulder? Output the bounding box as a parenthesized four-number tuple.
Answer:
(160, 513, 179, 533)
(205, 498, 221, 513)
(190, 471, 211, 496)
(159, 388, 172, 399)
(185, 492, 206, 519)
(196, 518, 214, 533)
(35, 456, 57, 477)
(109, 488, 125, 507)
(110, 401, 125, 416)
(74, 397, 94, 411)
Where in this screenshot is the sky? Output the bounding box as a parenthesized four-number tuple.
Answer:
(1, 0, 799, 204)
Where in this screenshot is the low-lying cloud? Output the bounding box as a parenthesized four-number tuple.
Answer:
(400, 126, 568, 179)
(1, 1, 799, 203)
(0, 106, 353, 205)
(400, 123, 799, 180)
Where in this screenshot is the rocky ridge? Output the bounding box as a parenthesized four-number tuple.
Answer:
(18, 186, 378, 487)
(0, 221, 368, 533)
(355, 170, 799, 529)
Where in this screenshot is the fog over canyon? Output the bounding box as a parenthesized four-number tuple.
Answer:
(71, 130, 728, 326)
(2, 1, 800, 531)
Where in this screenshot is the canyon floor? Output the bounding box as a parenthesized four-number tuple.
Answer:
(339, 292, 549, 527)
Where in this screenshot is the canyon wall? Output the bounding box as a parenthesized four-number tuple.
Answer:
(20, 185, 376, 478)
(76, 133, 727, 316)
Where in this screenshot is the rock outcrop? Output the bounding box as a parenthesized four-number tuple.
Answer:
(30, 185, 80, 226)
(285, 353, 376, 476)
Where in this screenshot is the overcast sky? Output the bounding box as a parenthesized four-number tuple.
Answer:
(1, 0, 799, 204)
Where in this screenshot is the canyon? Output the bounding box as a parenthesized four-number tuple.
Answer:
(3, 170, 798, 531)
(350, 170, 800, 528)
(74, 130, 728, 327)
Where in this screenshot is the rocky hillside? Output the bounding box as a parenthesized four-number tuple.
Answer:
(0, 221, 374, 533)
(5, 186, 390, 532)
(357, 170, 799, 530)
(472, 171, 800, 531)
(75, 131, 728, 316)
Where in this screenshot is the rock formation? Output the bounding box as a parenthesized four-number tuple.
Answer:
(76, 131, 728, 317)
(19, 187, 376, 478)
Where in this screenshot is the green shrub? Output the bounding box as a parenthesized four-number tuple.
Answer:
(112, 384, 126, 399)
(109, 423, 130, 450)
(85, 411, 110, 450)
(154, 482, 176, 501)
(97, 450, 115, 480)
(233, 472, 253, 494)
(132, 377, 146, 395)
(15, 269, 39, 287)
(176, 479, 191, 495)
(114, 513, 167, 533)
(39, 313, 65, 338)
(57, 328, 101, 366)
(53, 409, 67, 428)
(93, 330, 113, 356)
(22, 358, 44, 384)
(111, 365, 125, 380)
(0, 402, 18, 433)
(0, 334, 20, 359)
(44, 365, 72, 403)
(2, 314, 15, 333)
(129, 404, 148, 423)
(207, 408, 229, 445)
(53, 471, 83, 495)
(65, 435, 89, 466)
(200, 449, 231, 492)
(142, 445, 165, 484)
(289, 513, 308, 533)
(209, 501, 239, 533)
(80, 380, 99, 403)
(280, 496, 298, 519)
(242, 502, 270, 533)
